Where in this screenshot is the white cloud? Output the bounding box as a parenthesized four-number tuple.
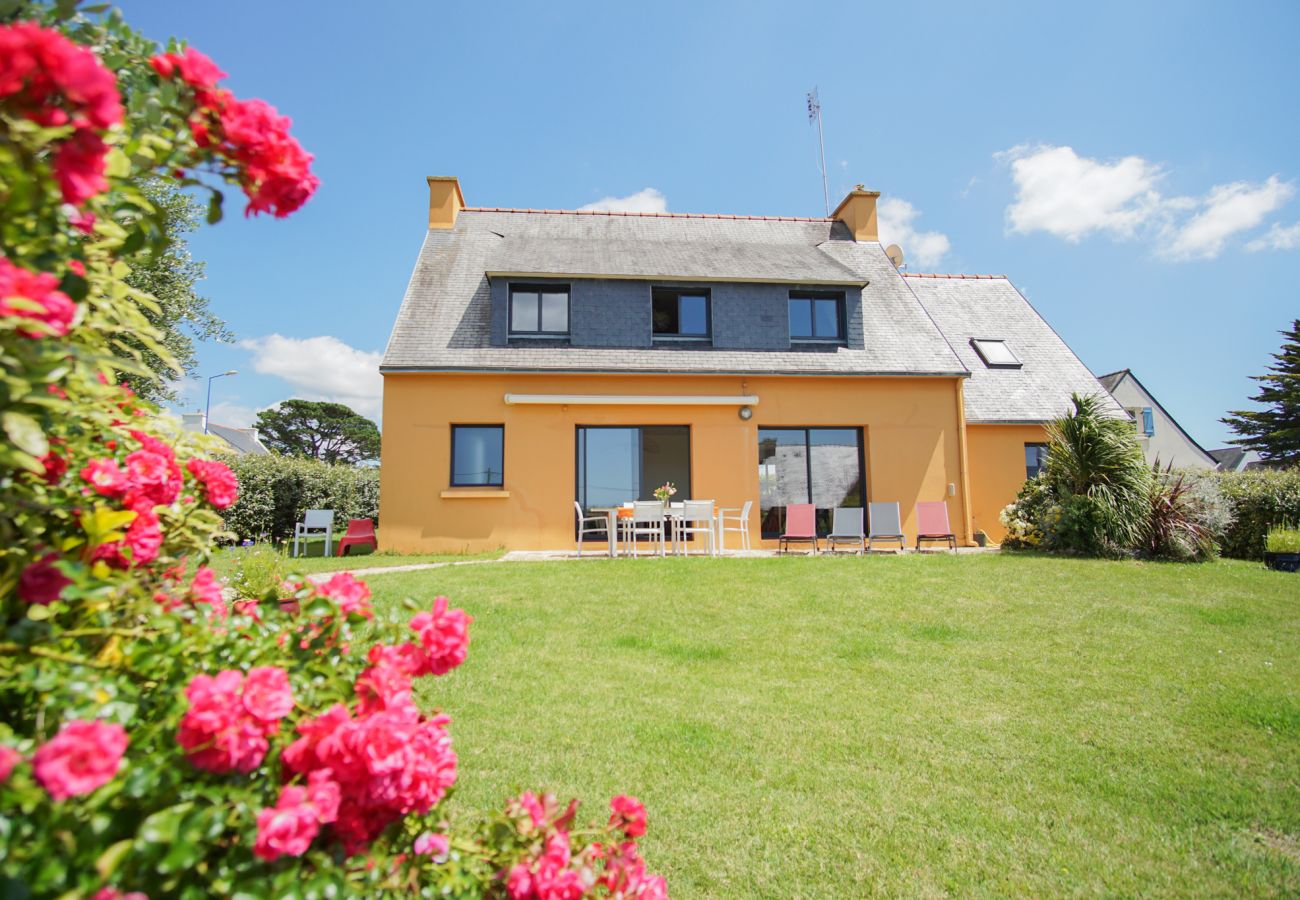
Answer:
(998, 144, 1296, 260)
(876, 197, 951, 268)
(206, 400, 259, 429)
(1160, 176, 1295, 260)
(1246, 221, 1300, 253)
(999, 144, 1164, 242)
(578, 187, 667, 213)
(241, 334, 384, 420)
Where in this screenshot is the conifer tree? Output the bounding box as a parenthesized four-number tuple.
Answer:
(1222, 319, 1300, 465)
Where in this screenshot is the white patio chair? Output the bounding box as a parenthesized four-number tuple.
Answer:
(293, 509, 334, 558)
(717, 500, 753, 552)
(627, 501, 667, 558)
(573, 502, 607, 557)
(827, 507, 866, 554)
(675, 500, 716, 557)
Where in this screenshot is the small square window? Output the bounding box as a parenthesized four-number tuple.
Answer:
(971, 338, 1021, 368)
(1025, 443, 1048, 479)
(789, 292, 844, 341)
(509, 285, 569, 335)
(652, 288, 710, 338)
(451, 425, 504, 487)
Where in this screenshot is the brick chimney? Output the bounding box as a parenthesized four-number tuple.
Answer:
(182, 411, 205, 433)
(831, 184, 881, 242)
(427, 176, 465, 229)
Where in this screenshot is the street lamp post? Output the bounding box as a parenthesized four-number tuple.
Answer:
(204, 370, 238, 434)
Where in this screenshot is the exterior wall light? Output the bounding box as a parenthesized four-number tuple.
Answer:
(738, 405, 753, 421)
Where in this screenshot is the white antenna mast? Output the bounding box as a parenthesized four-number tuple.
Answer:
(807, 87, 829, 216)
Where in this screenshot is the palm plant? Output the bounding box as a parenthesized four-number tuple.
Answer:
(1044, 393, 1153, 553)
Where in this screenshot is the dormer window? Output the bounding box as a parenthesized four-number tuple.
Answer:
(652, 288, 710, 340)
(789, 292, 845, 342)
(970, 338, 1021, 368)
(509, 284, 569, 336)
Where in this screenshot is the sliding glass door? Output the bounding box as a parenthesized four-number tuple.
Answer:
(576, 426, 691, 512)
(758, 427, 864, 536)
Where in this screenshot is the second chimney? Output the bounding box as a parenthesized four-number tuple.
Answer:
(427, 176, 465, 229)
(831, 185, 881, 242)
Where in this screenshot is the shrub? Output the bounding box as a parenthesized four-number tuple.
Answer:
(1266, 526, 1300, 554)
(0, 8, 664, 897)
(1138, 465, 1226, 562)
(226, 545, 286, 599)
(218, 453, 380, 543)
(1213, 467, 1300, 559)
(1042, 393, 1153, 552)
(1002, 394, 1152, 557)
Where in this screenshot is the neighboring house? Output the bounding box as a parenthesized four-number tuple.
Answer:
(1096, 370, 1217, 471)
(181, 412, 270, 456)
(1208, 447, 1264, 472)
(379, 178, 1123, 551)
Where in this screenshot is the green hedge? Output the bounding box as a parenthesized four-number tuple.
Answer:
(218, 454, 380, 543)
(1212, 467, 1300, 559)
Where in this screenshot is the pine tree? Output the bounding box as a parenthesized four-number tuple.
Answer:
(1222, 319, 1300, 466)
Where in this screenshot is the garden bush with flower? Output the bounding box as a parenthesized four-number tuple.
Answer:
(0, 4, 665, 896)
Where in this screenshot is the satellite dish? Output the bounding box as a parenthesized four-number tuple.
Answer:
(885, 244, 905, 268)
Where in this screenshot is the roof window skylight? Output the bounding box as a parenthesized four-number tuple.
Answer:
(970, 339, 1021, 368)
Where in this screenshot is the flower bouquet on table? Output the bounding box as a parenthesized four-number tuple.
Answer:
(652, 482, 677, 506)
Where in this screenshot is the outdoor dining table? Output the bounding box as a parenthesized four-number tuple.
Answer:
(590, 503, 713, 558)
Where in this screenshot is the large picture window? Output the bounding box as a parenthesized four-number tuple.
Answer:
(451, 425, 504, 487)
(758, 427, 864, 536)
(788, 292, 844, 342)
(509, 284, 569, 336)
(576, 426, 691, 512)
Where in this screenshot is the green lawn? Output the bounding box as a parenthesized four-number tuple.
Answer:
(206, 543, 501, 579)
(365, 555, 1299, 897)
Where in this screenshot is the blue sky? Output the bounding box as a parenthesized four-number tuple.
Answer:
(118, 0, 1300, 448)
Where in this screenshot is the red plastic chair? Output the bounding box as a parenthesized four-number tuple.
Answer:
(336, 518, 378, 557)
(915, 501, 956, 551)
(778, 503, 819, 555)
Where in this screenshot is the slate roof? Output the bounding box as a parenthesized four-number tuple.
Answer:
(208, 423, 270, 456)
(904, 274, 1125, 423)
(1097, 370, 1126, 394)
(381, 210, 967, 377)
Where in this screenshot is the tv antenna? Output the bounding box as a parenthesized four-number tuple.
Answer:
(807, 87, 829, 216)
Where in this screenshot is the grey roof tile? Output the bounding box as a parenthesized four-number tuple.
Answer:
(904, 275, 1125, 423)
(382, 211, 968, 376)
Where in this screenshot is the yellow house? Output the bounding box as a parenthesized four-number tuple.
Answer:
(379, 178, 1117, 552)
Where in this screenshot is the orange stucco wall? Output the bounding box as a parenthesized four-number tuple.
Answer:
(965, 423, 1049, 542)
(379, 372, 973, 552)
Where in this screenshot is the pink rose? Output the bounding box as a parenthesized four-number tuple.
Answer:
(80, 458, 128, 496)
(318, 572, 372, 617)
(609, 794, 648, 838)
(242, 666, 293, 723)
(92, 889, 148, 900)
(177, 670, 269, 773)
(185, 458, 239, 509)
(414, 831, 450, 860)
(188, 566, 227, 618)
(32, 720, 127, 800)
(408, 596, 472, 676)
(306, 770, 340, 824)
(0, 746, 20, 781)
(18, 553, 70, 606)
(254, 785, 320, 860)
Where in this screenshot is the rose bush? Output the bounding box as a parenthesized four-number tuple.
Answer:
(0, 4, 664, 897)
